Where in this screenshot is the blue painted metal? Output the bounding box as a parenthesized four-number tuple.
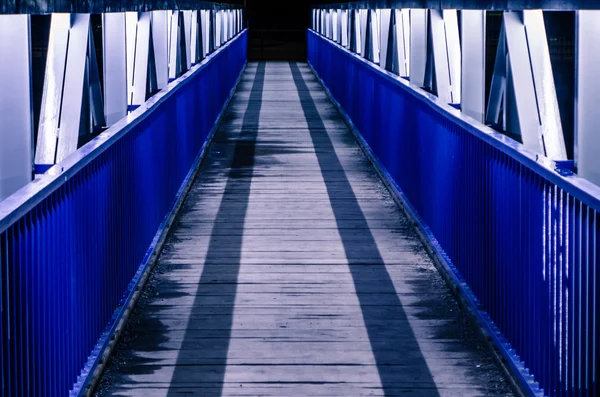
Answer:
(308, 29, 599, 397)
(0, 29, 247, 397)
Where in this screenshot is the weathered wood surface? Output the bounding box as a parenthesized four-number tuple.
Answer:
(95, 62, 514, 397)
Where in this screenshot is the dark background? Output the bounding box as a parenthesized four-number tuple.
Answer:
(244, 0, 327, 60)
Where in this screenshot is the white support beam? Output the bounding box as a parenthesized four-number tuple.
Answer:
(523, 10, 566, 160)
(333, 9, 339, 43)
(503, 11, 545, 155)
(215, 10, 221, 48)
(428, 10, 461, 104)
(103, 12, 128, 126)
(182, 11, 193, 71)
(360, 9, 368, 57)
(132, 12, 153, 104)
(371, 10, 380, 64)
(223, 9, 229, 42)
(341, 10, 349, 47)
(88, 19, 105, 133)
(151, 11, 169, 91)
(36, 13, 106, 165)
(0, 14, 33, 200)
(190, 10, 200, 64)
(169, 10, 182, 80)
(444, 10, 461, 104)
(394, 9, 410, 77)
(56, 14, 96, 162)
(575, 10, 600, 185)
(486, 23, 506, 127)
(201, 10, 210, 56)
(347, 10, 354, 51)
(410, 9, 427, 87)
(36, 13, 70, 165)
(461, 10, 486, 122)
(230, 10, 235, 38)
(430, 10, 452, 102)
(379, 9, 392, 71)
(219, 10, 225, 45)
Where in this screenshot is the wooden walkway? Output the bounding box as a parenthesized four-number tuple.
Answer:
(96, 62, 514, 397)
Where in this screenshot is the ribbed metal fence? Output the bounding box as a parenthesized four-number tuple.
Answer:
(0, 29, 247, 397)
(308, 29, 598, 397)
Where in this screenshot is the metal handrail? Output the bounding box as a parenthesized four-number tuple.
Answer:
(308, 29, 600, 211)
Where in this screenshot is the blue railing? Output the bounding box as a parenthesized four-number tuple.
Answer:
(308, 29, 598, 397)
(0, 29, 247, 397)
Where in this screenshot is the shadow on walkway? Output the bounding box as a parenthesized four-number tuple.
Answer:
(289, 62, 440, 397)
(166, 62, 266, 397)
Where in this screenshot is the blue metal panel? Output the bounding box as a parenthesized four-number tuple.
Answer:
(0, 29, 247, 397)
(308, 29, 599, 397)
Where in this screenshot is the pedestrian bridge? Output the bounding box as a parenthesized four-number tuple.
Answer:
(0, 2, 599, 397)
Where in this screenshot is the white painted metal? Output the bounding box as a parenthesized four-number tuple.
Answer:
(103, 12, 128, 126)
(36, 13, 69, 165)
(395, 9, 410, 77)
(231, 10, 235, 38)
(125, 12, 137, 103)
(152, 10, 170, 90)
(461, 10, 486, 122)
(0, 14, 33, 200)
(220, 10, 225, 45)
(444, 10, 461, 104)
(88, 21, 106, 133)
(575, 10, 600, 185)
(523, 10, 567, 160)
(182, 10, 193, 71)
(360, 9, 368, 57)
(201, 10, 210, 57)
(326, 9, 330, 37)
(56, 14, 91, 163)
(503, 11, 545, 155)
(215, 10, 222, 48)
(332, 9, 339, 43)
(341, 10, 349, 47)
(191, 10, 200, 64)
(132, 12, 152, 104)
(410, 9, 428, 87)
(348, 9, 356, 52)
(379, 9, 392, 70)
(371, 10, 381, 64)
(429, 10, 452, 102)
(223, 9, 229, 42)
(486, 23, 506, 127)
(169, 11, 182, 80)
(223, 10, 228, 43)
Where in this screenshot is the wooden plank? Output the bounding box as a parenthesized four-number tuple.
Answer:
(94, 62, 513, 397)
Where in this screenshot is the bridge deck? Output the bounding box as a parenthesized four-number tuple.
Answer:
(96, 62, 513, 397)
